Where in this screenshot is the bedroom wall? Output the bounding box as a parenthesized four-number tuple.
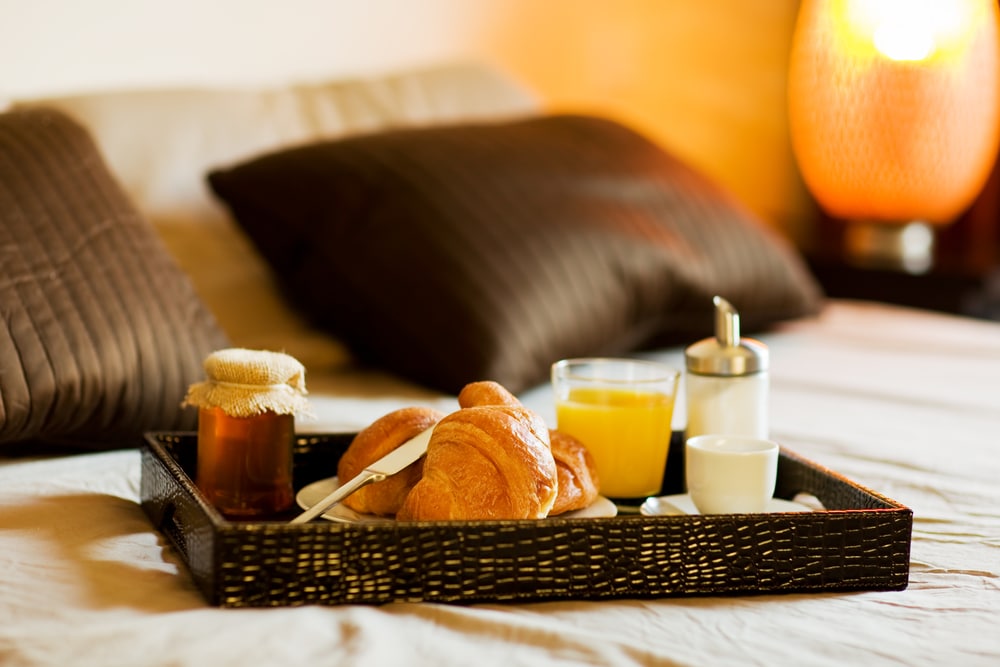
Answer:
(0, 0, 811, 241)
(483, 1, 812, 242)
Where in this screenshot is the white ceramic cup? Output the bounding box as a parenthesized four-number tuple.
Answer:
(684, 434, 779, 514)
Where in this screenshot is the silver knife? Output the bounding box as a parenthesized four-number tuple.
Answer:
(289, 426, 434, 524)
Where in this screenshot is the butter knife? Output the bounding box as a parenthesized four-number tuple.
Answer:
(289, 426, 434, 524)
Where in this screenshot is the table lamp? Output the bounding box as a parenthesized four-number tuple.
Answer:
(788, 0, 1000, 273)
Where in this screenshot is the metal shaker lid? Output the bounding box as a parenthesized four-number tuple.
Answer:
(684, 296, 768, 376)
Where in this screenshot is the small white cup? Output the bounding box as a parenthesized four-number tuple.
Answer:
(685, 434, 779, 514)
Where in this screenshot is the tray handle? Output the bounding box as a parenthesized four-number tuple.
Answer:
(157, 501, 190, 559)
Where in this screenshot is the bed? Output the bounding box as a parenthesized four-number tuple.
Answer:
(2, 51, 999, 667)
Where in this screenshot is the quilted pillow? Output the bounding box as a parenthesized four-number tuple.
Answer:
(0, 107, 229, 450)
(208, 113, 822, 394)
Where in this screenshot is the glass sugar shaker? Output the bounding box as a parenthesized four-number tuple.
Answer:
(182, 348, 312, 519)
(684, 296, 769, 439)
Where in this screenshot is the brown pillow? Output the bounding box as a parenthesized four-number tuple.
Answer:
(208, 114, 822, 394)
(0, 107, 229, 450)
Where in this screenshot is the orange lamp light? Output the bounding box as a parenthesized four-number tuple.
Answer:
(788, 0, 1000, 271)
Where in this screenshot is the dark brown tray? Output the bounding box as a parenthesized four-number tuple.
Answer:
(140, 431, 912, 607)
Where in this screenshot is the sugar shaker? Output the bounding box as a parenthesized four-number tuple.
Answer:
(684, 296, 769, 439)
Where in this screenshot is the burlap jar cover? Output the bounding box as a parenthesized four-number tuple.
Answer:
(183, 348, 312, 418)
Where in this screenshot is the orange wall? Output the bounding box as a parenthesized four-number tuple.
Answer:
(482, 0, 814, 242)
(1, 0, 813, 241)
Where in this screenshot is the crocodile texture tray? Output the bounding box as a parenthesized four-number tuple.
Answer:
(140, 431, 912, 607)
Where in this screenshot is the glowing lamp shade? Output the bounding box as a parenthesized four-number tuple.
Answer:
(788, 0, 1000, 267)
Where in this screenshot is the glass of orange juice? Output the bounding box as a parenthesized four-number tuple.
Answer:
(552, 358, 679, 504)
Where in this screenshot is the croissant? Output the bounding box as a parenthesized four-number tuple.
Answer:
(547, 429, 601, 515)
(336, 406, 445, 515)
(457, 380, 521, 409)
(396, 404, 558, 521)
(457, 380, 600, 516)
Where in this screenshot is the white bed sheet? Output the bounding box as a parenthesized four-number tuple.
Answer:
(1, 300, 998, 667)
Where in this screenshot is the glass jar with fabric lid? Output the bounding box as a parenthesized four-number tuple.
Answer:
(183, 348, 311, 519)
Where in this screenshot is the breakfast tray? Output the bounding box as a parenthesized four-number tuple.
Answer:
(140, 431, 912, 607)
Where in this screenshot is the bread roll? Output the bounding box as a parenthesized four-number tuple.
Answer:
(396, 405, 557, 521)
(336, 406, 444, 516)
(547, 429, 600, 515)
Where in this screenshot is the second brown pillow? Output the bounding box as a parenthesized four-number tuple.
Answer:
(208, 113, 821, 394)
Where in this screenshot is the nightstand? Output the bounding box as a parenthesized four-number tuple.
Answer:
(805, 253, 1000, 320)
(801, 168, 1000, 321)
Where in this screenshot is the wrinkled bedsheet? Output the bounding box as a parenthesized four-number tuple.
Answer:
(1, 300, 998, 667)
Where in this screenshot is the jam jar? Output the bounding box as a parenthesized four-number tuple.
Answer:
(183, 348, 311, 519)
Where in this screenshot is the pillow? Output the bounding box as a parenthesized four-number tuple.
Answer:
(208, 113, 822, 394)
(26, 63, 540, 376)
(0, 107, 230, 450)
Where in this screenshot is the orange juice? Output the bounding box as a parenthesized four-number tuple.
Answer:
(556, 387, 675, 498)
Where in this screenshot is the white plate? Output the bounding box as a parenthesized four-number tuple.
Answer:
(640, 494, 816, 516)
(296, 476, 618, 523)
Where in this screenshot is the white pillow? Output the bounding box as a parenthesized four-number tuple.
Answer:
(21, 62, 539, 372)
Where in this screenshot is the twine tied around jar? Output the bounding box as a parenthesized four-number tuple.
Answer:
(182, 348, 312, 419)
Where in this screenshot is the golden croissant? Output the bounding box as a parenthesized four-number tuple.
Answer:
(396, 403, 557, 521)
(336, 380, 599, 521)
